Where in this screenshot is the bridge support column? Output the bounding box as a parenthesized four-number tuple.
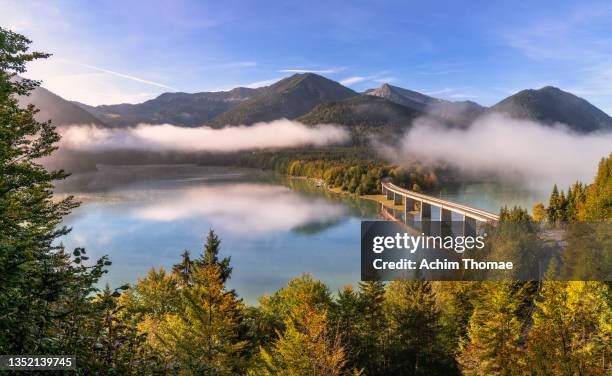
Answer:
(405, 197, 415, 212)
(420, 202, 432, 220)
(440, 207, 453, 222)
(393, 192, 403, 205)
(386, 188, 393, 200)
(464, 216, 477, 236)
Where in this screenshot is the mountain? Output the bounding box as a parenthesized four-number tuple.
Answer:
(299, 95, 423, 127)
(488, 86, 612, 132)
(298, 95, 428, 143)
(365, 83, 484, 126)
(365, 83, 443, 111)
(74, 87, 263, 127)
(18, 86, 106, 127)
(208, 73, 357, 127)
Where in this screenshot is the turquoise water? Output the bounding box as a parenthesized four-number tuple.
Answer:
(56, 165, 545, 303)
(56, 165, 379, 303)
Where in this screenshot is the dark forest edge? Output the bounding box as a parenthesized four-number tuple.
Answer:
(1, 27, 610, 375)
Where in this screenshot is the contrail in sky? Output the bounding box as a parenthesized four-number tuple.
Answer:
(71, 61, 179, 91)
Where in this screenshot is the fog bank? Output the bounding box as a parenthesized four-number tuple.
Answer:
(381, 113, 612, 190)
(58, 119, 349, 152)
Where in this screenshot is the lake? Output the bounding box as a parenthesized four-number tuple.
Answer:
(55, 164, 546, 303)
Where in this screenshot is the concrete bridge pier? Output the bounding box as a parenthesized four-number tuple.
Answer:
(386, 188, 394, 200)
(405, 197, 416, 212)
(420, 202, 432, 220)
(440, 207, 453, 222)
(393, 192, 403, 205)
(464, 216, 477, 236)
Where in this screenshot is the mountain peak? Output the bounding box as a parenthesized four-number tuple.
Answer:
(489, 86, 612, 132)
(366, 83, 444, 109)
(208, 74, 356, 126)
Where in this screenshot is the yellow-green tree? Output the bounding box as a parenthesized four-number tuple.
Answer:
(525, 281, 610, 375)
(531, 202, 546, 222)
(256, 301, 349, 376)
(457, 282, 524, 375)
(153, 264, 246, 374)
(580, 153, 611, 220)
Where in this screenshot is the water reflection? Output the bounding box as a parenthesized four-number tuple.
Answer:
(57, 165, 378, 303)
(131, 183, 348, 235)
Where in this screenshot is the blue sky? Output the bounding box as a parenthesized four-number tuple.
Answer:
(2, 0, 612, 113)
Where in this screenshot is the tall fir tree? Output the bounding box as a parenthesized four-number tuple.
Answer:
(197, 229, 232, 283)
(172, 249, 194, 285)
(0, 27, 109, 355)
(384, 280, 457, 375)
(256, 300, 349, 376)
(355, 281, 387, 375)
(548, 184, 560, 223)
(526, 281, 610, 375)
(457, 282, 524, 375)
(153, 264, 246, 374)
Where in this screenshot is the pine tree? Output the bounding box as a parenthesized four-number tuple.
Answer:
(548, 184, 560, 223)
(526, 281, 610, 375)
(457, 282, 524, 375)
(355, 281, 387, 375)
(172, 249, 194, 285)
(330, 285, 363, 371)
(256, 301, 349, 376)
(0, 27, 109, 355)
(433, 281, 479, 355)
(153, 264, 246, 374)
(385, 280, 456, 375)
(581, 154, 612, 220)
(196, 229, 232, 283)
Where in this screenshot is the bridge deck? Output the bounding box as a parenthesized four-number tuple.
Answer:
(382, 182, 499, 222)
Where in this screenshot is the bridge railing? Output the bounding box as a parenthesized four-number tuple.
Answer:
(381, 181, 499, 223)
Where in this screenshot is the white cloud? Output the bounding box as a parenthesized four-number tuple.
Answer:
(340, 73, 395, 86)
(58, 119, 350, 152)
(382, 113, 612, 190)
(243, 77, 285, 88)
(340, 76, 368, 85)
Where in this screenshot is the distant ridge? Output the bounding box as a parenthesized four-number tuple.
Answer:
(27, 73, 612, 134)
(19, 86, 106, 127)
(488, 86, 612, 132)
(73, 87, 263, 127)
(365, 83, 444, 111)
(365, 83, 484, 127)
(208, 73, 357, 127)
(299, 95, 422, 128)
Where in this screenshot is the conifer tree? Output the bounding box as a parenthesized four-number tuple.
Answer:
(172, 249, 194, 285)
(526, 281, 610, 375)
(355, 281, 387, 375)
(581, 154, 612, 220)
(385, 280, 456, 375)
(153, 264, 246, 374)
(457, 282, 524, 375)
(330, 286, 363, 371)
(197, 229, 232, 282)
(0, 27, 109, 355)
(548, 184, 561, 223)
(256, 300, 349, 376)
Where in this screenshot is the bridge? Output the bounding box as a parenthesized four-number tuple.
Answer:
(380, 181, 499, 227)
